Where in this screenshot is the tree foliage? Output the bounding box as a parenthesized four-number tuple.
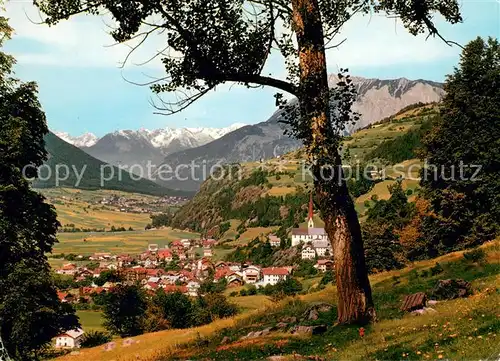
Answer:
(366, 116, 435, 164)
(362, 180, 413, 272)
(0, 16, 79, 360)
(101, 285, 147, 337)
(419, 37, 500, 250)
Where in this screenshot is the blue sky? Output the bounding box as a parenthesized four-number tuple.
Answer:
(4, 0, 499, 137)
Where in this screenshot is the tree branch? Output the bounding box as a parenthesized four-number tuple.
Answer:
(154, 4, 298, 96)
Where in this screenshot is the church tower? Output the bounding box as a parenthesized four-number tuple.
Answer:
(307, 193, 314, 229)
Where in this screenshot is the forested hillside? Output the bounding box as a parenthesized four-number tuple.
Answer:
(33, 132, 192, 197)
(169, 105, 440, 238)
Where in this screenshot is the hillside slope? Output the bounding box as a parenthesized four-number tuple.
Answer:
(170, 104, 439, 235)
(54, 240, 500, 361)
(157, 77, 444, 191)
(33, 132, 192, 197)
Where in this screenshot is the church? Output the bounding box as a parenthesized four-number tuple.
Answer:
(291, 194, 331, 247)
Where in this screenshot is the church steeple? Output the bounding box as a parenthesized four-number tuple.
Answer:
(307, 192, 314, 228)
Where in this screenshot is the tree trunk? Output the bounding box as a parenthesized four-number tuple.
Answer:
(291, 0, 376, 324)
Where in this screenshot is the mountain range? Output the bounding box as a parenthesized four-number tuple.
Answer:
(54, 124, 247, 175)
(156, 76, 444, 191)
(54, 131, 99, 147)
(34, 132, 192, 197)
(55, 76, 445, 192)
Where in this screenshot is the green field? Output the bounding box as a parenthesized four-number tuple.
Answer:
(54, 228, 200, 255)
(77, 311, 105, 332)
(38, 188, 158, 230)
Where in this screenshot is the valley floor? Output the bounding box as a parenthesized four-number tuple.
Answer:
(54, 240, 500, 361)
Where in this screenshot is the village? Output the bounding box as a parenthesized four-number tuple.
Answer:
(52, 200, 335, 348)
(96, 194, 188, 214)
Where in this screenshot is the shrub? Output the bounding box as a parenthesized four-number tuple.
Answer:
(80, 331, 112, 348)
(408, 269, 419, 282)
(419, 269, 430, 278)
(430, 262, 444, 276)
(463, 248, 486, 263)
(247, 285, 257, 295)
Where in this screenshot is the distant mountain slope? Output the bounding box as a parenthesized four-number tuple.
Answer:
(54, 131, 99, 147)
(77, 124, 246, 173)
(156, 117, 301, 191)
(82, 130, 165, 176)
(328, 76, 444, 130)
(159, 77, 444, 191)
(33, 132, 192, 197)
(170, 104, 439, 233)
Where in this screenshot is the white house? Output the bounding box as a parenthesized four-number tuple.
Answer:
(56, 263, 78, 276)
(301, 244, 317, 260)
(187, 281, 201, 296)
(181, 239, 192, 248)
(242, 265, 261, 283)
(312, 240, 332, 257)
(268, 234, 281, 247)
(157, 249, 173, 263)
(203, 247, 213, 257)
(261, 267, 290, 286)
(144, 257, 158, 268)
(315, 259, 334, 273)
(54, 328, 85, 349)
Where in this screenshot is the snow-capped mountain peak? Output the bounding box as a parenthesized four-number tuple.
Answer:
(147, 123, 246, 151)
(54, 123, 247, 156)
(54, 131, 99, 147)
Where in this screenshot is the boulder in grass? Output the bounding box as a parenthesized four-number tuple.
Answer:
(290, 325, 327, 336)
(432, 279, 472, 300)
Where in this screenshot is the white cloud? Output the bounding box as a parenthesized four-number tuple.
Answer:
(5, 1, 166, 70)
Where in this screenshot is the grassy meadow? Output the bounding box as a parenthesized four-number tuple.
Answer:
(55, 240, 499, 361)
(38, 188, 157, 230)
(77, 311, 105, 332)
(36, 188, 199, 256)
(54, 228, 199, 255)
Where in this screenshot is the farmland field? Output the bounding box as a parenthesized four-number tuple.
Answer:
(77, 311, 105, 332)
(37, 187, 174, 230)
(54, 228, 200, 255)
(35, 188, 199, 255)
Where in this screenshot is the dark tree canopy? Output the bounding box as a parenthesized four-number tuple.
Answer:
(102, 285, 148, 337)
(0, 16, 79, 360)
(420, 36, 500, 250)
(37, 0, 461, 114)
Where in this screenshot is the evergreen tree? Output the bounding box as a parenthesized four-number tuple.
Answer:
(420, 37, 500, 251)
(102, 285, 147, 337)
(0, 15, 79, 360)
(363, 180, 411, 272)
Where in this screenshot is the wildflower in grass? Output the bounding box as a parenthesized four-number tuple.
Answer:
(438, 354, 444, 359)
(359, 327, 365, 338)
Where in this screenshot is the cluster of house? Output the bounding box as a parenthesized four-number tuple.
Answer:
(98, 194, 188, 213)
